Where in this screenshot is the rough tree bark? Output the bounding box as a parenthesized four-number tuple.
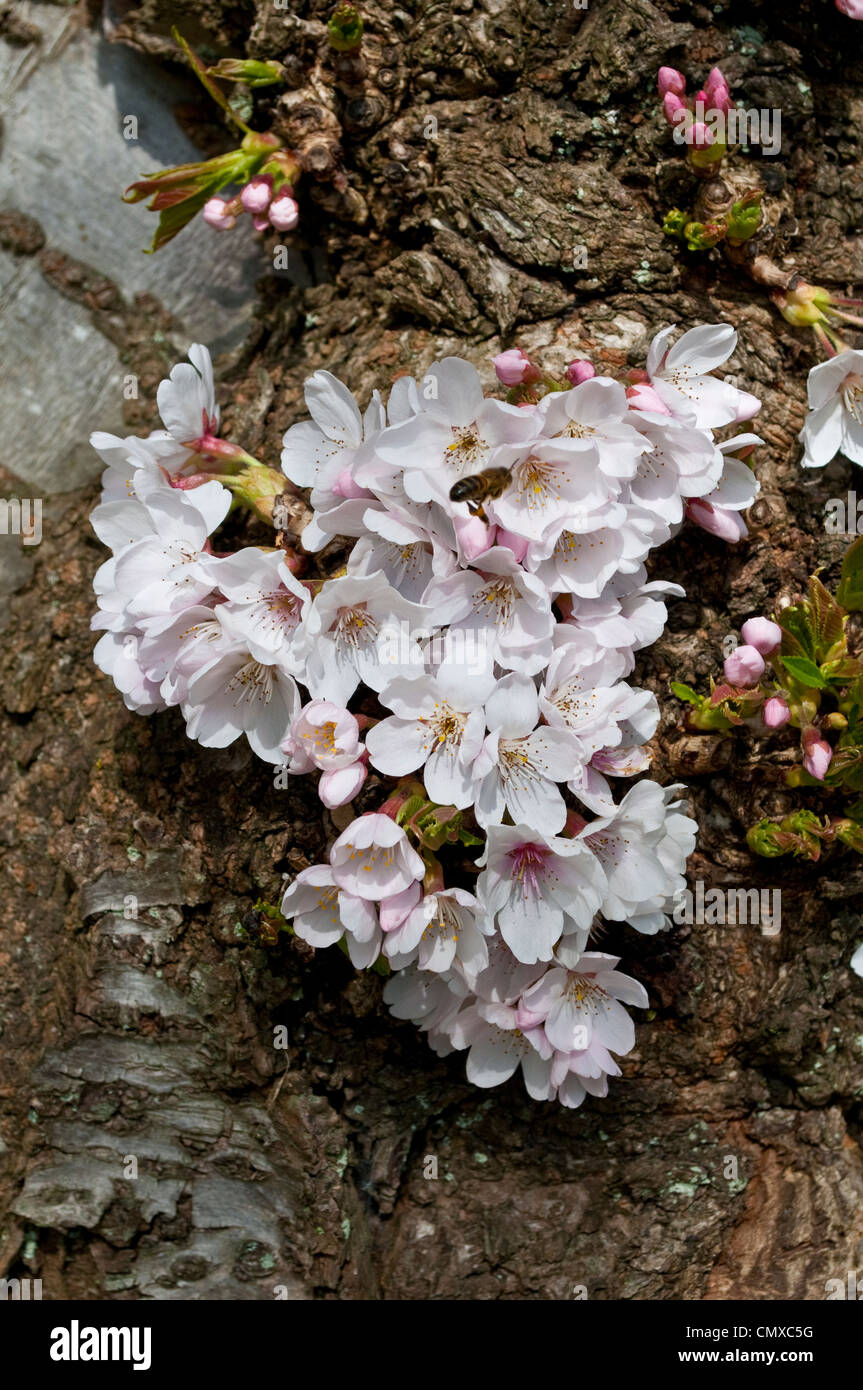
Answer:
(2, 0, 863, 1300)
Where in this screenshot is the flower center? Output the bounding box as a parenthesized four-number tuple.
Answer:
(513, 456, 561, 513)
(445, 423, 489, 475)
(227, 660, 274, 706)
(306, 719, 338, 755)
(561, 420, 596, 440)
(563, 974, 605, 1010)
(508, 842, 551, 895)
(473, 578, 516, 626)
(424, 899, 460, 943)
(499, 740, 550, 791)
(264, 589, 303, 632)
(429, 702, 467, 750)
(552, 680, 598, 725)
(335, 604, 379, 651)
(842, 374, 863, 426)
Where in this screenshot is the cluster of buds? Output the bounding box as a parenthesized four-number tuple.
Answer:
(658, 66, 767, 255)
(203, 156, 301, 235)
(658, 66, 733, 173)
(491, 349, 596, 396)
(124, 29, 301, 252)
(748, 809, 863, 860)
(676, 553, 863, 860)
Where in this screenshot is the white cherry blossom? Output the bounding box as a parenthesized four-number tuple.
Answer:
(474, 674, 581, 835)
(329, 813, 425, 901)
(476, 821, 607, 964)
(800, 349, 863, 468)
(645, 323, 760, 429)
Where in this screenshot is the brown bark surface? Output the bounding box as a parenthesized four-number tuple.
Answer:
(2, 0, 863, 1300)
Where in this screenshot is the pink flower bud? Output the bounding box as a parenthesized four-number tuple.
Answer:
(331, 467, 371, 500)
(687, 121, 714, 149)
(836, 0, 863, 18)
(686, 500, 747, 543)
(202, 197, 236, 230)
(657, 66, 686, 98)
(453, 513, 494, 562)
(240, 174, 273, 215)
(802, 728, 832, 781)
(741, 616, 782, 655)
(495, 527, 529, 563)
(268, 195, 300, 231)
(565, 359, 596, 385)
(723, 644, 765, 687)
(663, 91, 687, 124)
(493, 348, 536, 386)
(704, 67, 731, 110)
(252, 215, 271, 232)
(515, 1004, 546, 1032)
(763, 697, 790, 729)
(319, 760, 367, 808)
(626, 381, 671, 414)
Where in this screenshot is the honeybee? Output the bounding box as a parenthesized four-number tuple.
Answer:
(449, 467, 513, 519)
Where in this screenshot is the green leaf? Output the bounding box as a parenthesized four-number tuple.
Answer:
(683, 220, 726, 252)
(780, 655, 829, 690)
(837, 534, 863, 611)
(671, 681, 701, 705)
(824, 746, 863, 785)
(726, 189, 763, 243)
(145, 185, 214, 251)
(206, 58, 285, 87)
(809, 575, 844, 655)
(328, 3, 364, 51)
(662, 208, 688, 240)
(172, 27, 251, 134)
(778, 602, 816, 660)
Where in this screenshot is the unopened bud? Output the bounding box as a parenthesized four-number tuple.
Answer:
(687, 121, 714, 149)
(663, 91, 687, 125)
(627, 381, 670, 414)
(763, 696, 790, 729)
(704, 67, 731, 107)
(824, 712, 848, 731)
(328, 2, 364, 51)
(741, 616, 782, 655)
(269, 195, 300, 231)
(802, 727, 833, 781)
(493, 348, 539, 387)
(657, 67, 686, 98)
(565, 359, 596, 386)
(723, 644, 765, 687)
(241, 175, 274, 215)
(202, 197, 237, 230)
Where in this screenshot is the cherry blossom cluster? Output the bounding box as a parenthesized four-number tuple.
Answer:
(89, 325, 761, 1107)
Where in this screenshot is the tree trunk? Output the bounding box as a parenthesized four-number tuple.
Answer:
(2, 0, 863, 1301)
